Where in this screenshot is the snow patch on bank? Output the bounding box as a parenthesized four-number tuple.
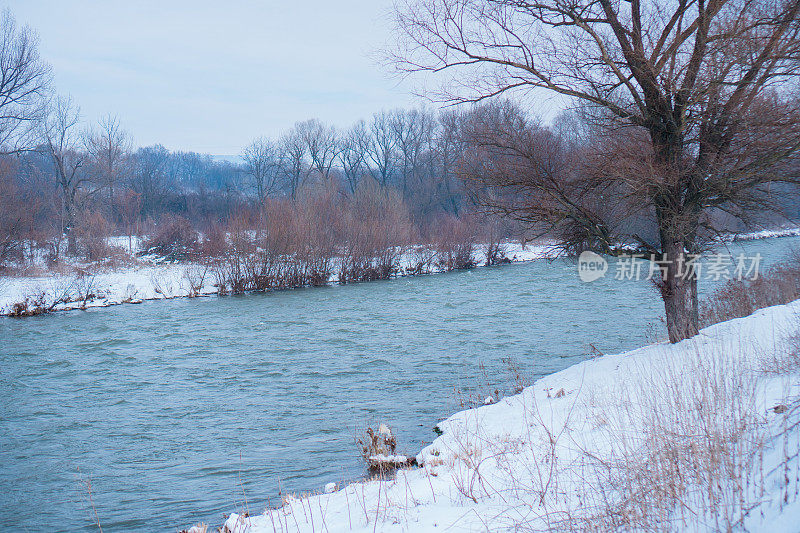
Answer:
(726, 226, 800, 241)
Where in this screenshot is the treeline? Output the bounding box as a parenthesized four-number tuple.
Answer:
(0, 9, 513, 271)
(0, 96, 523, 269)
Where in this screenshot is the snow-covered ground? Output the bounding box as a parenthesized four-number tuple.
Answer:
(0, 241, 553, 316)
(215, 300, 800, 532)
(726, 226, 800, 241)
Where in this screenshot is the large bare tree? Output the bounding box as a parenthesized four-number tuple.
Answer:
(40, 96, 87, 255)
(279, 125, 309, 201)
(339, 120, 370, 194)
(392, 0, 800, 342)
(297, 118, 341, 181)
(0, 9, 51, 153)
(392, 108, 435, 195)
(85, 114, 130, 215)
(366, 111, 399, 187)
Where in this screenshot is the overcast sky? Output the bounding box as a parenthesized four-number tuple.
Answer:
(7, 0, 421, 155)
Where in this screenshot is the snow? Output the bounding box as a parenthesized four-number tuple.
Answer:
(0, 263, 215, 315)
(724, 226, 800, 241)
(368, 454, 411, 463)
(219, 300, 800, 532)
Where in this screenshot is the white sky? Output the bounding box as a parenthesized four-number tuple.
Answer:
(7, 0, 422, 155)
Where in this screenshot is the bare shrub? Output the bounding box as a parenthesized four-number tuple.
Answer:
(294, 187, 339, 286)
(72, 273, 97, 309)
(73, 210, 113, 261)
(760, 328, 800, 376)
(700, 253, 800, 327)
(481, 216, 510, 266)
(433, 216, 476, 271)
(141, 215, 199, 260)
(339, 182, 413, 283)
(200, 222, 228, 258)
(8, 290, 50, 317)
(357, 424, 416, 474)
(183, 266, 208, 298)
(406, 244, 436, 276)
(502, 356, 529, 394)
(567, 346, 772, 531)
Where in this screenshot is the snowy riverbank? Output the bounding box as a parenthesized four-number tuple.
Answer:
(216, 300, 800, 532)
(0, 242, 553, 316)
(3, 226, 799, 317)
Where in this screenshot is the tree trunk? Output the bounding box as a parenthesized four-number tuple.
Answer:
(660, 242, 700, 343)
(64, 198, 77, 256)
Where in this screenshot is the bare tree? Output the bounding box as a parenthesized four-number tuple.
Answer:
(131, 144, 168, 217)
(40, 96, 87, 255)
(85, 114, 130, 216)
(393, 0, 800, 342)
(366, 110, 398, 186)
(339, 120, 370, 194)
(0, 10, 51, 153)
(241, 136, 281, 202)
(391, 108, 435, 195)
(279, 125, 309, 200)
(0, 157, 32, 266)
(297, 118, 340, 181)
(434, 108, 467, 215)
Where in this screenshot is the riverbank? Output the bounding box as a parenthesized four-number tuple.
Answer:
(217, 300, 800, 532)
(3, 226, 799, 317)
(0, 241, 553, 316)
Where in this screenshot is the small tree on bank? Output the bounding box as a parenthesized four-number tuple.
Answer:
(391, 0, 800, 342)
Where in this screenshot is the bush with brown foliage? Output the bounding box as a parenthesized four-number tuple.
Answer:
(294, 187, 339, 286)
(700, 251, 800, 327)
(433, 215, 477, 271)
(200, 222, 228, 258)
(73, 210, 113, 261)
(339, 182, 413, 283)
(142, 215, 199, 260)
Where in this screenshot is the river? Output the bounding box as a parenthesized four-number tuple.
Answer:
(1, 237, 796, 531)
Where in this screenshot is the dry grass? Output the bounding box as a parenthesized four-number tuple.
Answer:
(700, 251, 800, 327)
(454, 336, 800, 531)
(357, 424, 416, 474)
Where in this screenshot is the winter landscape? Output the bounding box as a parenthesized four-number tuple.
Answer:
(3, 1, 800, 532)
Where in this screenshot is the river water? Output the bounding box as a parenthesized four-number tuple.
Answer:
(1, 237, 797, 531)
